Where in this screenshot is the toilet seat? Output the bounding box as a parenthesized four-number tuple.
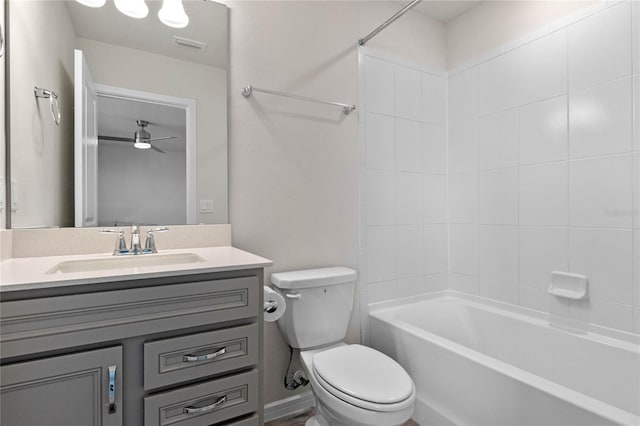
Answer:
(312, 344, 415, 412)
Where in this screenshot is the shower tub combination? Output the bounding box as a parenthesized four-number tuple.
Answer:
(368, 292, 639, 426)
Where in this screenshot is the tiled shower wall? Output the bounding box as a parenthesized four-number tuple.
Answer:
(360, 0, 639, 337)
(447, 1, 639, 333)
(358, 51, 448, 339)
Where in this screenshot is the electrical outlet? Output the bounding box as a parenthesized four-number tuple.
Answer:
(199, 199, 214, 213)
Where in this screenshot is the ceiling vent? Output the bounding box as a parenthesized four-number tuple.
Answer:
(172, 36, 207, 51)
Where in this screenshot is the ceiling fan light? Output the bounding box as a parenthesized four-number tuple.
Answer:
(114, 0, 149, 19)
(75, 0, 107, 8)
(158, 0, 189, 28)
(134, 141, 151, 149)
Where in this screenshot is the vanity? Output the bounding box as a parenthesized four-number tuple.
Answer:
(0, 245, 272, 426)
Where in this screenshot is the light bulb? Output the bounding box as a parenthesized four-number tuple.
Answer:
(158, 0, 189, 28)
(134, 141, 151, 149)
(114, 0, 149, 19)
(75, 0, 107, 7)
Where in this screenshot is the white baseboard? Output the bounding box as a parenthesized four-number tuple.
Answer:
(264, 390, 315, 422)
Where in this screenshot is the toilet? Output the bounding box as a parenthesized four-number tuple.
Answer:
(271, 267, 416, 426)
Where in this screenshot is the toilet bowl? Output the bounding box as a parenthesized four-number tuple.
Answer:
(300, 343, 416, 426)
(271, 267, 416, 426)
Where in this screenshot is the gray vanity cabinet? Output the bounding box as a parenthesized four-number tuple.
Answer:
(0, 269, 264, 426)
(0, 346, 123, 426)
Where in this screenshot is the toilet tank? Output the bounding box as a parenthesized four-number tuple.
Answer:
(271, 267, 357, 349)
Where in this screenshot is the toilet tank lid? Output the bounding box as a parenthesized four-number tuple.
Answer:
(271, 267, 357, 289)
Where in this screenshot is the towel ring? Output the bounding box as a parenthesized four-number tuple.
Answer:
(34, 87, 61, 126)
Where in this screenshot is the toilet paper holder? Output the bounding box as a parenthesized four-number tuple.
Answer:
(264, 300, 279, 314)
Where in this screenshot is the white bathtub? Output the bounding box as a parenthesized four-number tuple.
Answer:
(368, 292, 640, 426)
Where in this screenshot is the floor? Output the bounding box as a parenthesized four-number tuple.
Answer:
(265, 409, 419, 426)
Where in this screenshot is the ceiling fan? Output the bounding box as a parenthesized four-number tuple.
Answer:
(98, 120, 176, 153)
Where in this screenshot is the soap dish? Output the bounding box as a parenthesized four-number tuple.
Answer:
(547, 271, 588, 300)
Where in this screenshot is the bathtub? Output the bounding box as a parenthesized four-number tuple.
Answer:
(368, 291, 640, 426)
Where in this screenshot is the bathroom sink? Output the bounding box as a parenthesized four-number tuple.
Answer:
(46, 252, 206, 274)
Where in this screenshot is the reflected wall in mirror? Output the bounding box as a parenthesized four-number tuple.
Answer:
(7, 0, 228, 228)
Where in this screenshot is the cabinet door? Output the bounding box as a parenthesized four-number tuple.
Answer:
(1, 346, 123, 426)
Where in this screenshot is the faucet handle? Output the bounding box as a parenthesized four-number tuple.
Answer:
(143, 227, 169, 254)
(100, 229, 129, 256)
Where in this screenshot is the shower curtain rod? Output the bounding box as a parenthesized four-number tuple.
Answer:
(241, 85, 356, 115)
(359, 0, 423, 46)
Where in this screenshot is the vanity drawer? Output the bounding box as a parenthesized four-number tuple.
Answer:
(144, 369, 258, 426)
(144, 323, 259, 391)
(0, 275, 259, 359)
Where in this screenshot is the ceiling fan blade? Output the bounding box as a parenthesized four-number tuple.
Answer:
(151, 145, 166, 154)
(98, 135, 135, 143)
(147, 136, 177, 142)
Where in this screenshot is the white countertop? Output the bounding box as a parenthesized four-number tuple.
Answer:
(0, 246, 272, 292)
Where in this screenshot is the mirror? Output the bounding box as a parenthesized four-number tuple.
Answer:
(6, 0, 228, 228)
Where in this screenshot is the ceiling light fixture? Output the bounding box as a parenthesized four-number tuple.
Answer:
(158, 0, 190, 28)
(114, 0, 149, 19)
(134, 125, 152, 149)
(75, 0, 107, 7)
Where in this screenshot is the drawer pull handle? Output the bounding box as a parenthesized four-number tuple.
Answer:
(108, 365, 117, 414)
(183, 395, 227, 414)
(183, 347, 227, 362)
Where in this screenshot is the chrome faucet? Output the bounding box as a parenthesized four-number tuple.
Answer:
(129, 225, 142, 255)
(143, 227, 169, 254)
(100, 228, 129, 256)
(100, 226, 169, 256)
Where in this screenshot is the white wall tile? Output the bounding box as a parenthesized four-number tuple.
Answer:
(519, 227, 569, 289)
(568, 299, 633, 332)
(449, 272, 479, 295)
(365, 56, 394, 115)
(634, 229, 639, 307)
(448, 68, 477, 123)
(569, 77, 633, 158)
(476, 51, 518, 116)
(479, 225, 518, 283)
(633, 0, 639, 75)
(634, 75, 639, 152)
(367, 280, 398, 303)
(396, 172, 422, 225)
(425, 273, 448, 292)
(366, 226, 397, 283)
(478, 109, 517, 170)
(480, 279, 519, 305)
(520, 286, 556, 313)
(366, 113, 394, 170)
(424, 174, 447, 224)
(422, 73, 446, 125)
(479, 168, 518, 225)
(635, 152, 639, 229)
(424, 224, 448, 275)
(422, 123, 447, 174)
(397, 276, 427, 298)
(569, 228, 633, 305)
(366, 170, 395, 226)
(519, 95, 568, 165)
(395, 118, 422, 172)
(569, 154, 633, 228)
(519, 162, 568, 226)
(396, 225, 424, 278)
(449, 121, 478, 173)
(450, 224, 478, 276)
(568, 1, 632, 91)
(518, 29, 567, 105)
(448, 172, 478, 224)
(395, 65, 422, 121)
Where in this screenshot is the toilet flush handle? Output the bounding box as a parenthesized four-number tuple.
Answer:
(285, 293, 302, 300)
